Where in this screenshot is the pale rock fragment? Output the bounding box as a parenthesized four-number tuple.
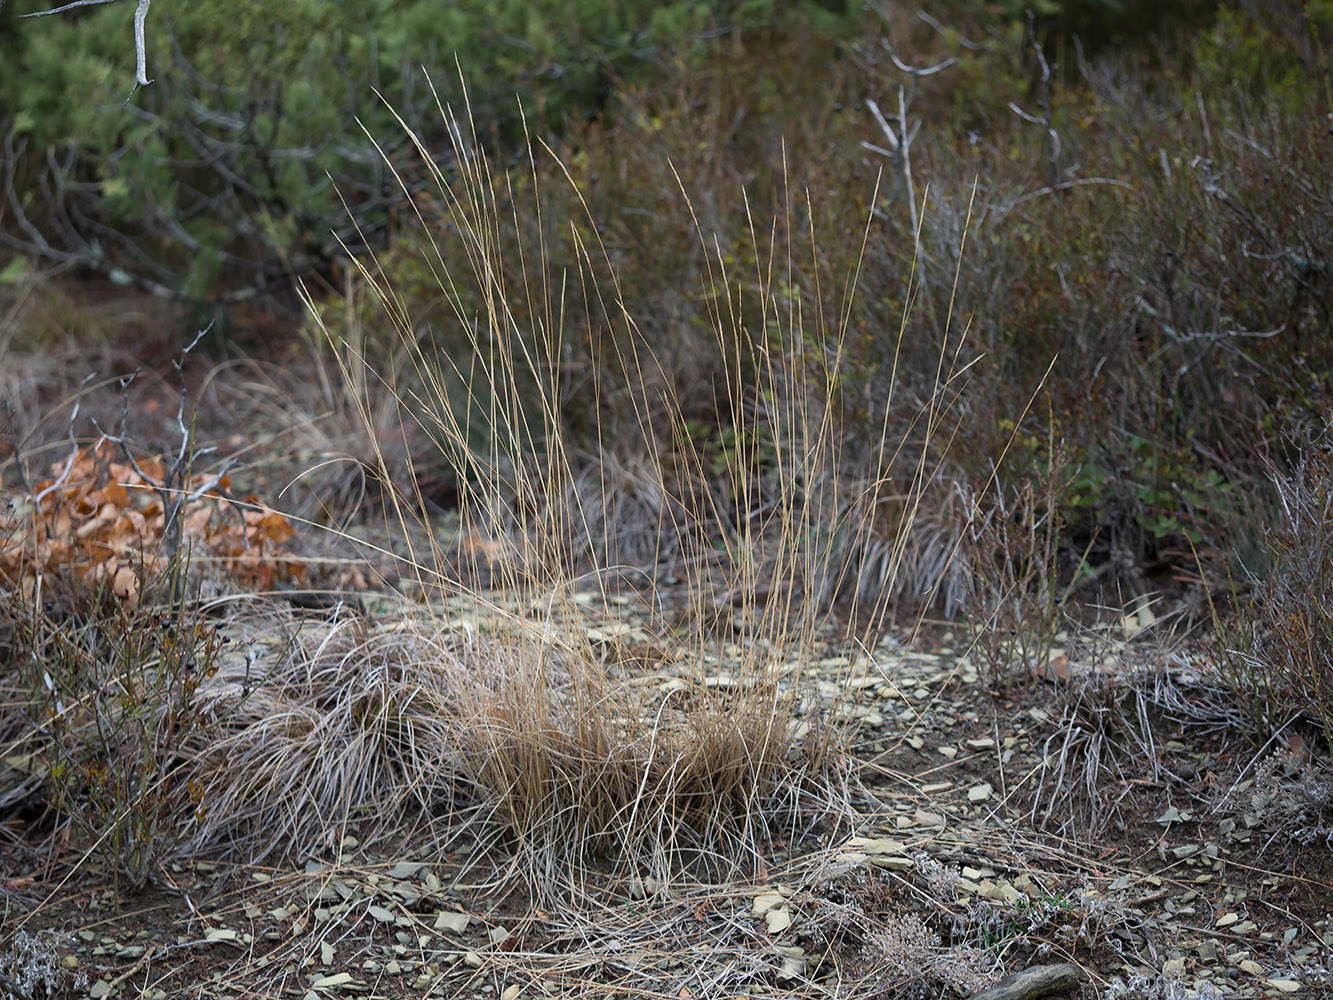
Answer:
(765, 907, 793, 934)
(869, 855, 914, 872)
(434, 911, 471, 933)
(753, 890, 787, 916)
(845, 837, 906, 854)
(311, 972, 354, 988)
(775, 946, 805, 981)
(914, 808, 945, 827)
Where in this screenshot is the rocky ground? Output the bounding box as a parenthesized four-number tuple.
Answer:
(4, 588, 1332, 1000)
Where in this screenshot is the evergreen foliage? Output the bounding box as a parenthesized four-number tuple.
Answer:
(0, 0, 854, 300)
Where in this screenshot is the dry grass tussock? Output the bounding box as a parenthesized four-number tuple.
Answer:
(275, 80, 977, 895)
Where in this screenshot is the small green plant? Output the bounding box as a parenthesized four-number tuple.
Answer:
(961, 427, 1077, 689)
(12, 571, 229, 897)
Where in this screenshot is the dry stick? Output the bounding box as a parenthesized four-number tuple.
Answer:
(1008, 12, 1062, 193)
(94, 324, 240, 608)
(917, 9, 986, 50)
(965, 965, 1077, 1000)
(30, 373, 95, 508)
(863, 94, 921, 245)
(865, 40, 954, 251)
(100, 944, 158, 998)
(21, 0, 152, 88)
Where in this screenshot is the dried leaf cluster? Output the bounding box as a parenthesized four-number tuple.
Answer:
(1, 442, 306, 604)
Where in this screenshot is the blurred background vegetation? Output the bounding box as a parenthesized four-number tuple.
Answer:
(1, 0, 1330, 643)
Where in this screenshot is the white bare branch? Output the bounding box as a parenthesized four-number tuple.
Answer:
(133, 0, 152, 86)
(866, 98, 901, 152)
(21, 0, 153, 92)
(20, 0, 119, 14)
(916, 10, 985, 51)
(1007, 102, 1045, 127)
(880, 39, 957, 77)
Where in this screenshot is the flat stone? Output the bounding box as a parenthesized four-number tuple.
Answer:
(435, 911, 471, 933)
(753, 890, 787, 916)
(765, 907, 793, 933)
(311, 972, 354, 988)
(845, 837, 906, 854)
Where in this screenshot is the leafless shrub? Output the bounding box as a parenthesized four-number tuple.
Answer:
(1213, 445, 1333, 756)
(861, 912, 999, 998)
(1103, 970, 1225, 1000)
(1214, 746, 1333, 853)
(0, 929, 84, 999)
(913, 852, 963, 898)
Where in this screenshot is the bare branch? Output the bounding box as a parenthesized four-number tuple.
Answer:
(133, 0, 152, 87)
(880, 39, 957, 77)
(866, 98, 901, 153)
(916, 10, 985, 51)
(1008, 11, 1062, 191)
(33, 374, 97, 509)
(1007, 102, 1045, 127)
(999, 176, 1133, 215)
(20, 0, 119, 15)
(865, 91, 922, 242)
(22, 0, 152, 94)
(87, 324, 249, 608)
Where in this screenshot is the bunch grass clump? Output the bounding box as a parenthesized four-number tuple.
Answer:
(284, 76, 973, 895)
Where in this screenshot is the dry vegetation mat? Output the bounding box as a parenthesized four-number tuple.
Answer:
(3, 25, 1333, 999)
(2, 593, 1332, 1000)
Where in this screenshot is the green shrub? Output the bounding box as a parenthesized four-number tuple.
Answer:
(0, 0, 855, 304)
(1195, 1, 1333, 110)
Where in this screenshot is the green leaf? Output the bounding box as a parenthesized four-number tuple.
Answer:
(0, 256, 30, 284)
(101, 176, 130, 199)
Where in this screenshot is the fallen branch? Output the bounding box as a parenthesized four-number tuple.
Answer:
(967, 963, 1082, 1000)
